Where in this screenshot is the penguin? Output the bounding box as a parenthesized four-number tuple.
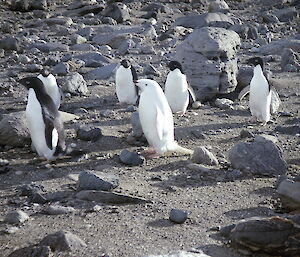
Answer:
(115, 59, 138, 105)
(247, 57, 271, 125)
(135, 79, 193, 158)
(37, 69, 63, 110)
(18, 77, 66, 160)
(164, 61, 196, 115)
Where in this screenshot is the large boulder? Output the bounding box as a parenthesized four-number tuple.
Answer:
(228, 135, 287, 176)
(175, 27, 240, 101)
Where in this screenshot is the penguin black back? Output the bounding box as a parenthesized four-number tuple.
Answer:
(168, 61, 184, 73)
(247, 57, 264, 70)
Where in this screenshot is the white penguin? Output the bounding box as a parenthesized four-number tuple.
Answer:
(18, 77, 66, 160)
(136, 79, 193, 158)
(115, 59, 138, 105)
(37, 69, 62, 110)
(247, 57, 271, 125)
(164, 61, 196, 115)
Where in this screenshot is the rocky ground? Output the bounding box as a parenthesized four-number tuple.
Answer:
(0, 0, 299, 256)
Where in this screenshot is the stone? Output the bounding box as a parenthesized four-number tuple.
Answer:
(76, 190, 151, 204)
(76, 126, 102, 141)
(131, 111, 143, 137)
(0, 37, 20, 52)
(169, 209, 188, 224)
(86, 63, 118, 80)
(71, 43, 96, 52)
(270, 89, 281, 114)
(7, 245, 52, 257)
(191, 146, 219, 165)
(175, 27, 240, 101)
(261, 13, 280, 23)
(65, 2, 104, 17)
(275, 125, 300, 135)
(228, 136, 287, 176)
(43, 205, 76, 215)
(26, 64, 43, 73)
(30, 193, 48, 204)
(18, 183, 44, 196)
(277, 179, 300, 210)
(60, 73, 88, 95)
(100, 109, 114, 118)
(240, 129, 254, 139)
(78, 170, 119, 191)
(258, 39, 300, 55)
(191, 130, 206, 139)
(281, 48, 300, 72)
(31, 0, 47, 10)
(0, 111, 30, 147)
(45, 17, 73, 26)
(75, 52, 109, 67)
(53, 62, 70, 75)
(40, 231, 86, 252)
(274, 7, 298, 22)
(10, 0, 30, 12)
(70, 34, 87, 45)
(214, 98, 233, 109)
(29, 42, 69, 53)
(102, 3, 130, 23)
(143, 64, 160, 76)
(209, 0, 230, 13)
(119, 149, 145, 166)
(187, 163, 211, 174)
(174, 12, 233, 29)
(4, 210, 29, 224)
(192, 101, 202, 109)
(145, 251, 211, 257)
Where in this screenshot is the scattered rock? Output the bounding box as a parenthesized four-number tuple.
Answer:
(275, 125, 300, 135)
(258, 38, 300, 55)
(119, 149, 145, 166)
(229, 135, 288, 176)
(76, 190, 151, 204)
(0, 37, 20, 52)
(131, 112, 143, 138)
(274, 7, 298, 22)
(18, 183, 44, 196)
(145, 250, 211, 257)
(8, 245, 52, 257)
(30, 192, 48, 204)
(76, 126, 103, 141)
(70, 34, 87, 45)
(277, 179, 300, 210)
(187, 163, 212, 174)
(208, 0, 230, 13)
(191, 146, 219, 166)
(40, 230, 86, 252)
(240, 129, 254, 138)
(78, 170, 119, 191)
(86, 63, 118, 80)
(29, 42, 69, 53)
(191, 130, 206, 139)
(214, 98, 233, 109)
(60, 72, 88, 95)
(169, 209, 188, 224)
(100, 109, 114, 118)
(53, 62, 70, 75)
(143, 64, 160, 76)
(4, 210, 29, 224)
(102, 3, 130, 24)
(192, 101, 202, 109)
(43, 205, 76, 215)
(281, 48, 300, 72)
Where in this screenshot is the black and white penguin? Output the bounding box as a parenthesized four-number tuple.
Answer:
(247, 57, 271, 125)
(37, 69, 62, 110)
(115, 59, 138, 105)
(136, 78, 193, 158)
(18, 77, 66, 160)
(164, 61, 196, 115)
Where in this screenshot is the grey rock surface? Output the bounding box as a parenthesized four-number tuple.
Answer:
(102, 3, 130, 24)
(175, 27, 240, 101)
(76, 126, 103, 141)
(145, 251, 211, 257)
(7, 245, 52, 257)
(4, 210, 29, 224)
(78, 170, 119, 191)
(281, 48, 300, 72)
(169, 209, 188, 224)
(86, 63, 118, 80)
(60, 72, 88, 95)
(277, 179, 300, 210)
(191, 146, 219, 166)
(214, 98, 233, 109)
(131, 112, 143, 138)
(43, 205, 76, 215)
(229, 136, 287, 176)
(258, 38, 300, 55)
(119, 149, 145, 166)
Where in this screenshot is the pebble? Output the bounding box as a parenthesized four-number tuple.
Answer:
(119, 149, 145, 166)
(4, 210, 29, 224)
(240, 129, 254, 138)
(100, 109, 114, 118)
(76, 126, 103, 141)
(191, 146, 219, 166)
(192, 101, 202, 109)
(30, 192, 48, 204)
(169, 209, 188, 224)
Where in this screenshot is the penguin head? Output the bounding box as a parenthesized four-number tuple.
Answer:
(18, 77, 43, 90)
(168, 61, 184, 73)
(134, 79, 154, 92)
(246, 57, 264, 69)
(41, 68, 50, 77)
(120, 59, 130, 69)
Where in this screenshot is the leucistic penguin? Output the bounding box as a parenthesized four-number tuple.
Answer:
(18, 77, 66, 160)
(115, 59, 138, 105)
(37, 69, 62, 110)
(164, 61, 196, 115)
(135, 79, 193, 158)
(247, 57, 271, 125)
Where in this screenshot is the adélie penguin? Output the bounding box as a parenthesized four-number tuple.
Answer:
(135, 79, 193, 158)
(18, 77, 66, 160)
(164, 61, 196, 115)
(247, 57, 271, 125)
(115, 59, 138, 105)
(37, 69, 63, 110)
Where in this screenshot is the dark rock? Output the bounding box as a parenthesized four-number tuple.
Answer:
(258, 39, 300, 55)
(229, 135, 287, 176)
(18, 183, 44, 196)
(261, 13, 280, 23)
(60, 73, 88, 95)
(277, 179, 300, 210)
(40, 231, 86, 252)
(8, 245, 52, 257)
(100, 109, 114, 118)
(76, 190, 151, 204)
(143, 64, 160, 76)
(274, 7, 298, 22)
(30, 193, 48, 204)
(281, 48, 300, 72)
(119, 149, 145, 166)
(169, 209, 188, 224)
(75, 52, 109, 67)
(275, 125, 300, 135)
(43, 56, 61, 66)
(10, 0, 30, 12)
(43, 205, 76, 215)
(240, 129, 254, 139)
(0, 37, 20, 52)
(65, 3, 104, 17)
(29, 42, 69, 53)
(102, 3, 130, 23)
(53, 62, 70, 75)
(247, 25, 258, 40)
(219, 224, 235, 237)
(86, 63, 118, 80)
(191, 146, 219, 165)
(4, 210, 29, 224)
(76, 126, 102, 141)
(191, 130, 206, 139)
(78, 170, 119, 191)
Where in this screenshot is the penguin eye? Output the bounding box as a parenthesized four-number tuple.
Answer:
(145, 84, 148, 86)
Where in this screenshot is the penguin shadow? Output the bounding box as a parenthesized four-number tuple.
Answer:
(210, 108, 250, 118)
(146, 218, 176, 228)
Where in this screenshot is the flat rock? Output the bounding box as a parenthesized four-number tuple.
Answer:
(86, 63, 118, 80)
(29, 42, 69, 52)
(78, 170, 119, 191)
(191, 146, 219, 165)
(4, 210, 29, 224)
(43, 205, 76, 215)
(228, 136, 287, 176)
(145, 250, 211, 257)
(119, 149, 145, 166)
(0, 36, 20, 51)
(40, 230, 86, 252)
(214, 98, 233, 109)
(258, 38, 300, 55)
(75, 52, 110, 67)
(8, 245, 52, 257)
(60, 72, 88, 95)
(76, 190, 151, 204)
(76, 126, 103, 141)
(275, 125, 300, 135)
(277, 179, 300, 210)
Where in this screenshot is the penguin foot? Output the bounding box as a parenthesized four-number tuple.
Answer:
(141, 148, 160, 159)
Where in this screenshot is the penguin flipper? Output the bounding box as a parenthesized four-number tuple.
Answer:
(187, 84, 197, 102)
(43, 112, 55, 150)
(238, 85, 250, 101)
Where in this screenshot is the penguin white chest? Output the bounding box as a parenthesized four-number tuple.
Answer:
(115, 67, 137, 104)
(249, 68, 271, 122)
(26, 89, 56, 159)
(164, 70, 189, 113)
(138, 83, 176, 154)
